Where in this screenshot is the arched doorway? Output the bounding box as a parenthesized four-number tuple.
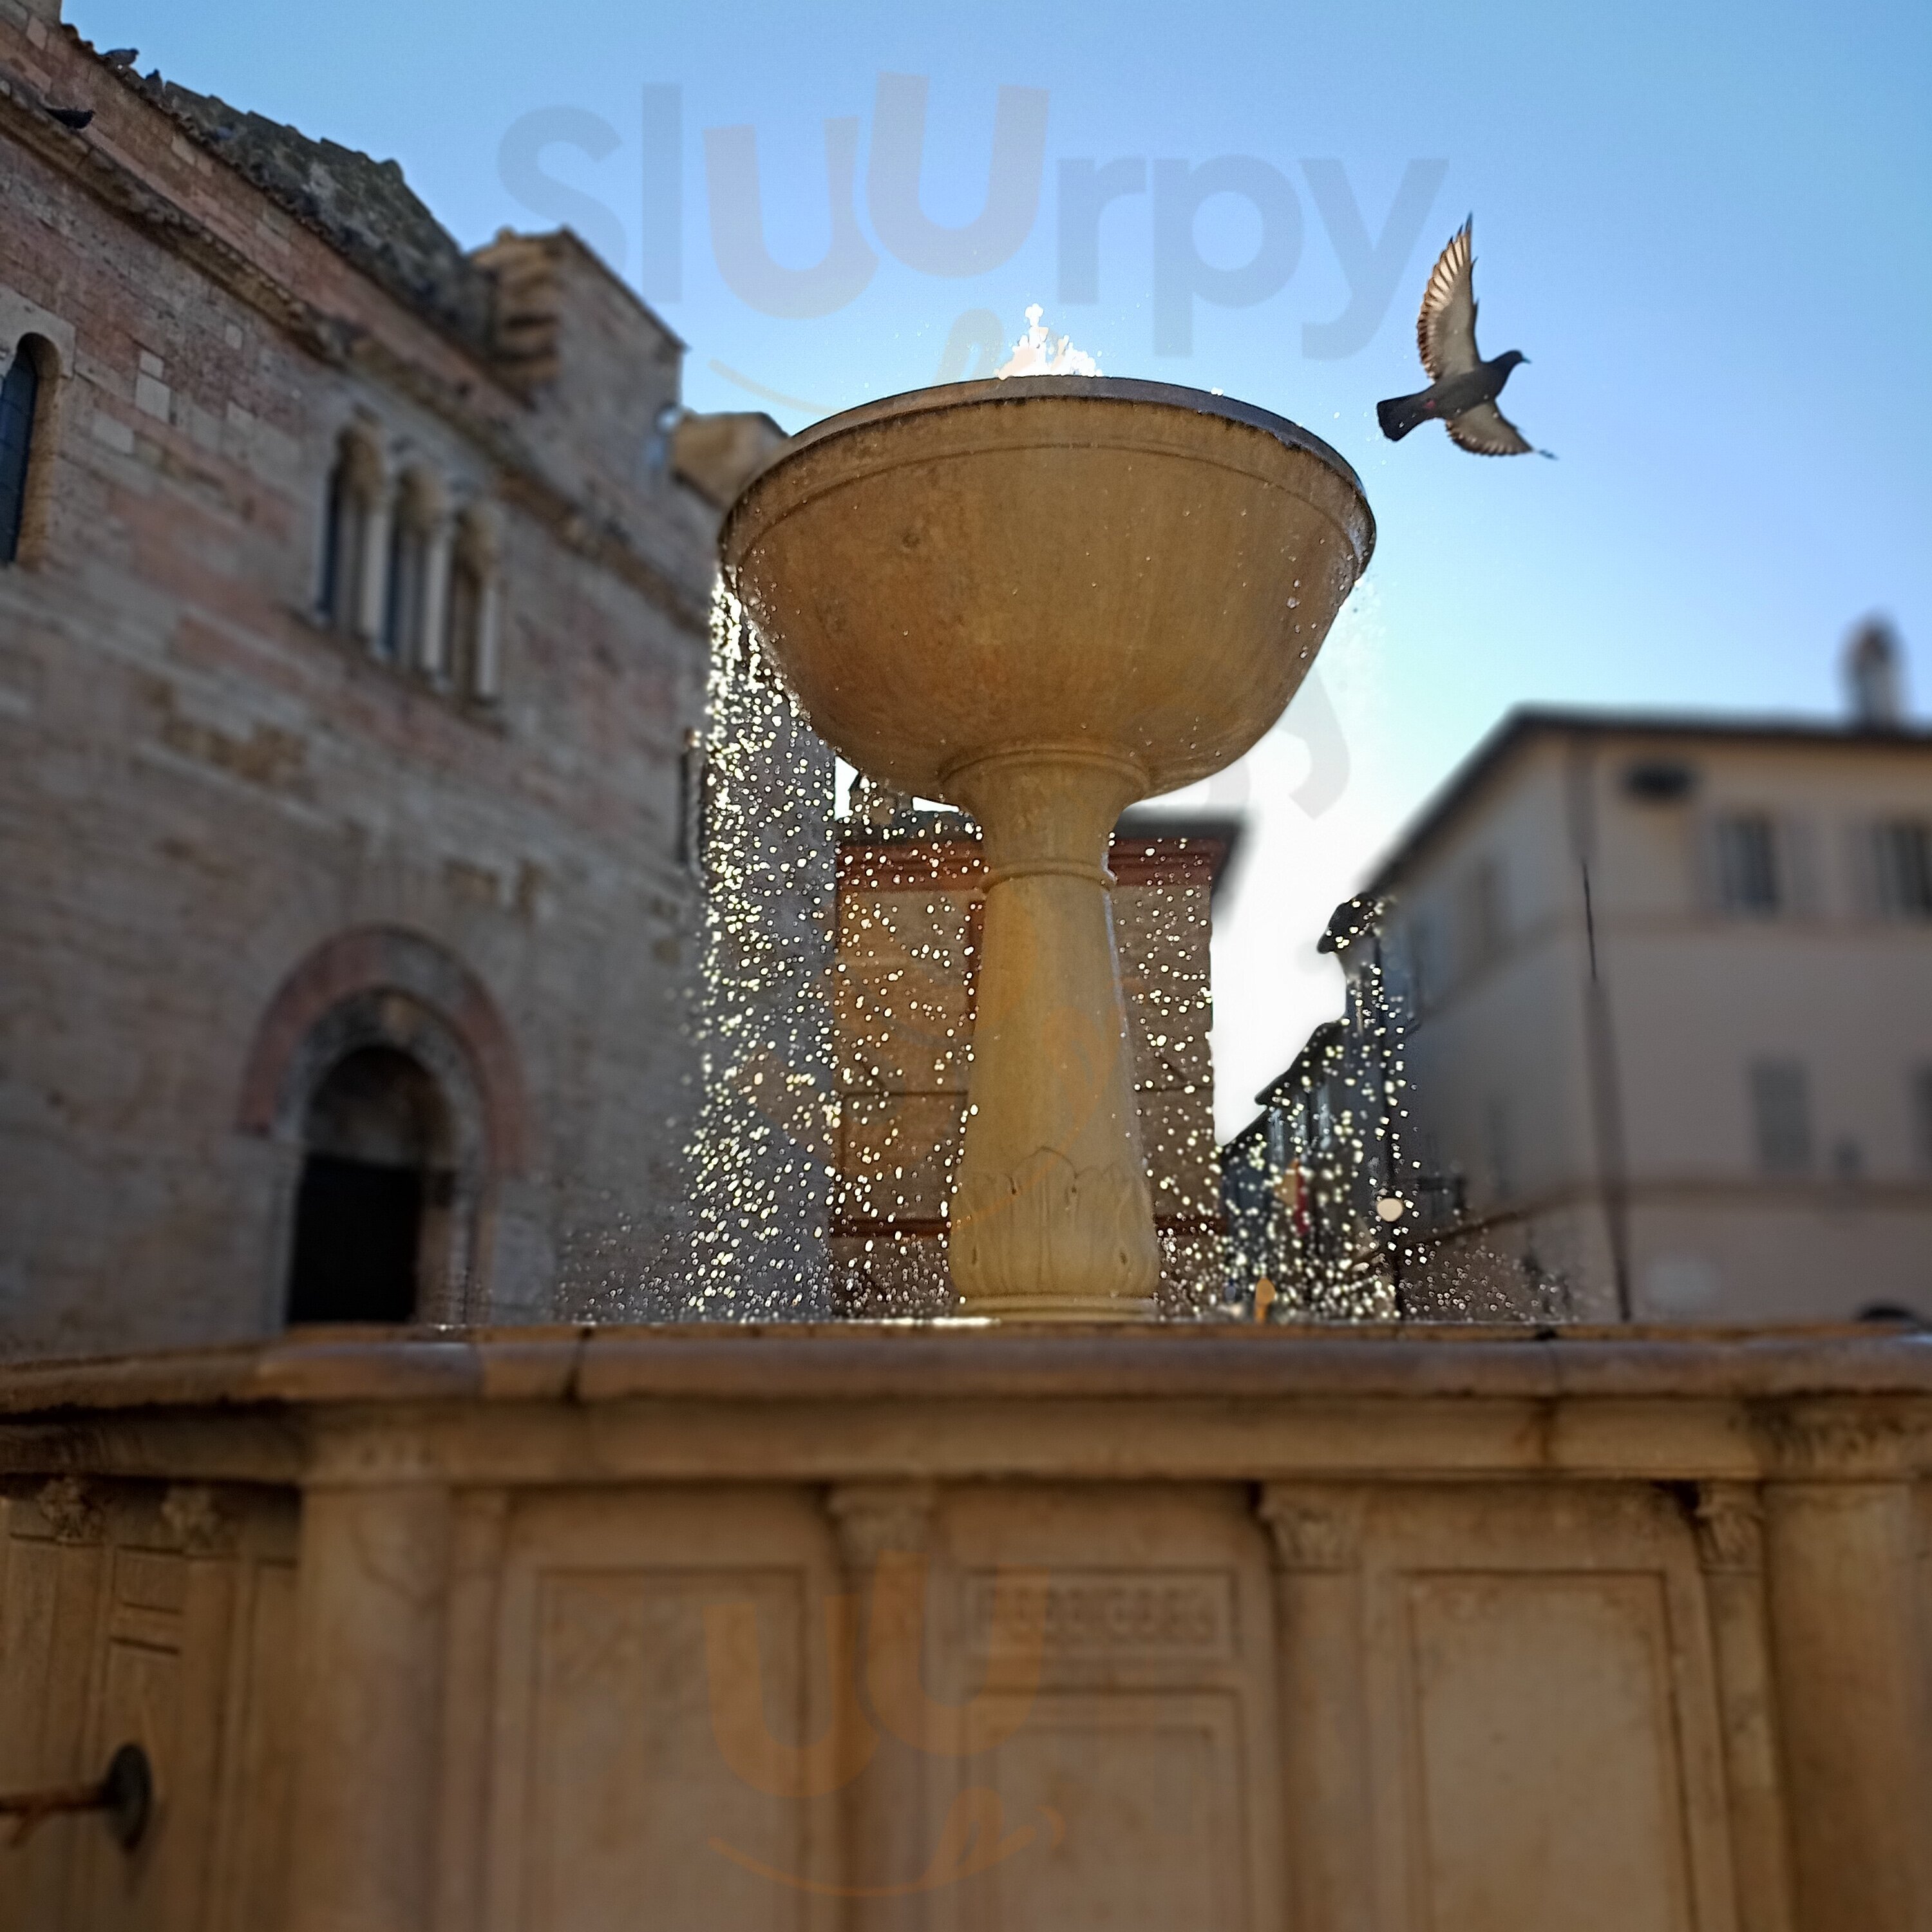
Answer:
(286, 1045, 452, 1323)
(238, 928, 529, 1327)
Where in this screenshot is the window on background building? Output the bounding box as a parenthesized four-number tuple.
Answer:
(1405, 911, 1444, 1013)
(1461, 857, 1508, 975)
(0, 335, 49, 565)
(1874, 820, 1932, 918)
(1913, 1066, 1932, 1174)
(1749, 1059, 1813, 1173)
(1483, 1092, 1515, 1204)
(1716, 813, 1782, 914)
(1644, 1253, 1721, 1316)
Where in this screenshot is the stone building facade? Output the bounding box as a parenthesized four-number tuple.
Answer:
(1370, 699, 1932, 1323)
(1231, 663, 1932, 1325)
(0, 0, 772, 1356)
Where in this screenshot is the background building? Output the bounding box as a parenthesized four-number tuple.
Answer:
(1231, 625, 1932, 1323)
(829, 809, 1239, 1316)
(1, 1, 776, 1356)
(1222, 895, 1417, 1321)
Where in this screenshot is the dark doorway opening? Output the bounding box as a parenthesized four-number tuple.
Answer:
(285, 1045, 450, 1324)
(288, 1157, 422, 1322)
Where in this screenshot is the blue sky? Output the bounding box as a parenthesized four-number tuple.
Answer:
(70, 0, 1932, 1126)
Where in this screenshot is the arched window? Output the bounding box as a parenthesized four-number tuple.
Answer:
(445, 502, 503, 700)
(319, 424, 384, 634)
(380, 516, 421, 665)
(0, 335, 52, 567)
(285, 1044, 453, 1323)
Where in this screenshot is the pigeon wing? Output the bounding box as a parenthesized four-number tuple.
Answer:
(1417, 220, 1481, 380)
(1444, 401, 1535, 457)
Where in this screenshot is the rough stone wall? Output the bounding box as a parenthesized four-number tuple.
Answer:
(831, 825, 1227, 1314)
(0, 14, 724, 1354)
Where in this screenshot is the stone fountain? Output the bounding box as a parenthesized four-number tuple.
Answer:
(723, 377, 1372, 1320)
(1, 383, 1927, 1932)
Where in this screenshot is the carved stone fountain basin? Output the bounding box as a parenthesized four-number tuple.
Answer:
(723, 378, 1373, 1318)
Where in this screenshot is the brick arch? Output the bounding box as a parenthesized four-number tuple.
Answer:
(238, 927, 528, 1173)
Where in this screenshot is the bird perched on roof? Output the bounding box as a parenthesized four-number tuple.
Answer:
(102, 48, 140, 70)
(1377, 218, 1552, 458)
(44, 105, 95, 131)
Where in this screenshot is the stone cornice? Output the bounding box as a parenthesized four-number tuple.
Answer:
(2, 1327, 1929, 1495)
(5, 1326, 1932, 1411)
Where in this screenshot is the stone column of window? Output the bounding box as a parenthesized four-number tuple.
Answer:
(1256, 1484, 1375, 1932)
(463, 504, 505, 700)
(825, 1481, 938, 1929)
(355, 447, 395, 649)
(417, 504, 455, 683)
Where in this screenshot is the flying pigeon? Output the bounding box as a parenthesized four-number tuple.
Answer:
(102, 48, 140, 69)
(45, 106, 95, 131)
(1377, 218, 1551, 457)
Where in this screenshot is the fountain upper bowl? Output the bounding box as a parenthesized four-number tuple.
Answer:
(720, 377, 1375, 801)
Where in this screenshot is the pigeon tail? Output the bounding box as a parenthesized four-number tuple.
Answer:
(1376, 390, 1434, 442)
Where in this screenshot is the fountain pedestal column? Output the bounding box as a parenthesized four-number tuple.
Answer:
(946, 746, 1159, 1319)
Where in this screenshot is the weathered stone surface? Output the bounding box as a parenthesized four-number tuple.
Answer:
(0, 16, 743, 1355)
(1, 1326, 1928, 1931)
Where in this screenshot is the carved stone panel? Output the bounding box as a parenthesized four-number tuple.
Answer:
(929, 1484, 1282, 1932)
(964, 1570, 1234, 1666)
(0, 1480, 298, 1932)
(937, 1692, 1247, 1930)
(1405, 1573, 1696, 1931)
(479, 1490, 844, 1932)
(1355, 1486, 1739, 1932)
